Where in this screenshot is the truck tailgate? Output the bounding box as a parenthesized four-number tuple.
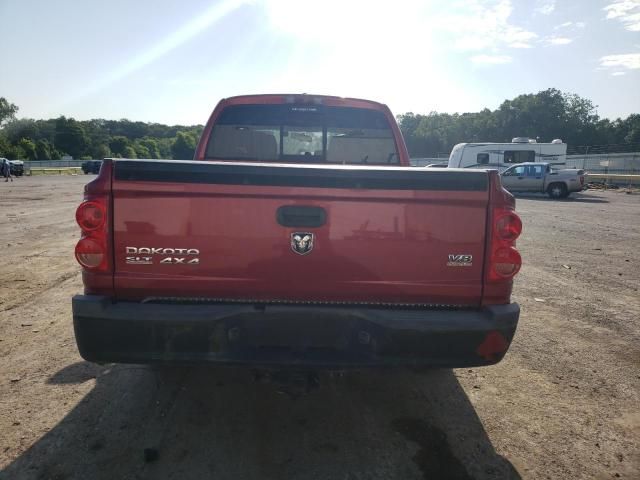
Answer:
(111, 160, 489, 306)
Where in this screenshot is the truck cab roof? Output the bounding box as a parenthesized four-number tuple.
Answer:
(220, 93, 389, 110)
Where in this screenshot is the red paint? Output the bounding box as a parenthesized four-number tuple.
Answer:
(108, 182, 488, 304)
(78, 160, 114, 293)
(78, 94, 522, 309)
(481, 170, 522, 306)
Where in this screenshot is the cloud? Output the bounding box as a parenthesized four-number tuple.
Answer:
(471, 54, 513, 64)
(257, 0, 477, 114)
(554, 21, 586, 29)
(546, 36, 574, 45)
(611, 71, 627, 76)
(261, 0, 538, 69)
(600, 53, 640, 69)
(604, 0, 640, 31)
(262, 0, 538, 51)
(536, 1, 556, 15)
(439, 0, 538, 51)
(261, 0, 427, 43)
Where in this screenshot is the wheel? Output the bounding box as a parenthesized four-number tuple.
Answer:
(548, 183, 568, 199)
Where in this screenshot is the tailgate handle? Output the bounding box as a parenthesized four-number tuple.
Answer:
(277, 206, 326, 228)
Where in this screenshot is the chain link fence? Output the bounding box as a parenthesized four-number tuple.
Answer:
(23, 159, 87, 169)
(565, 153, 640, 175)
(566, 142, 640, 156)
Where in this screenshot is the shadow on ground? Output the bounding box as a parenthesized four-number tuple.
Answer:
(513, 192, 609, 203)
(2, 363, 520, 480)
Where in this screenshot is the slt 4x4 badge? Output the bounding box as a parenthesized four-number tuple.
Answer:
(125, 246, 200, 265)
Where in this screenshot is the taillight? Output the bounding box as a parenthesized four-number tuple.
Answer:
(483, 171, 521, 305)
(490, 246, 522, 279)
(75, 237, 106, 269)
(75, 201, 105, 231)
(488, 208, 522, 282)
(495, 213, 522, 242)
(75, 197, 110, 272)
(74, 159, 113, 292)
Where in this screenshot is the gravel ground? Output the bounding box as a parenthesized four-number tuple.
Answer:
(0, 175, 638, 480)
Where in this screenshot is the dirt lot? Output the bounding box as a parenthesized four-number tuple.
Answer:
(0, 175, 639, 480)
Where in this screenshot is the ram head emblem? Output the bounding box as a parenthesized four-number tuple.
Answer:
(291, 233, 314, 255)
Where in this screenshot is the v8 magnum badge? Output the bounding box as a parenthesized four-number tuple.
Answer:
(447, 254, 473, 267)
(291, 233, 314, 255)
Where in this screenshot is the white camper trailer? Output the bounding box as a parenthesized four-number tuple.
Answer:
(447, 137, 567, 170)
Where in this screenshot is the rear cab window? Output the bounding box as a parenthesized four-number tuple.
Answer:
(205, 104, 399, 165)
(527, 165, 544, 176)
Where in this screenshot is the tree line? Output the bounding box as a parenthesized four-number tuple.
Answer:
(1, 89, 639, 161)
(397, 89, 639, 157)
(0, 98, 202, 161)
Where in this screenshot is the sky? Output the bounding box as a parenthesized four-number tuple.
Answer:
(0, 0, 639, 125)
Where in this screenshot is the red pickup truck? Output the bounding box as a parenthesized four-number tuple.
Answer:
(72, 94, 522, 369)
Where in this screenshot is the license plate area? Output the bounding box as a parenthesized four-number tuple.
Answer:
(238, 313, 355, 350)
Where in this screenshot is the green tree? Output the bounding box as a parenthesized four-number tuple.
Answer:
(50, 147, 62, 160)
(3, 118, 39, 144)
(621, 114, 640, 144)
(156, 138, 173, 158)
(138, 137, 161, 158)
(35, 139, 53, 159)
(2, 91, 637, 162)
(18, 138, 37, 160)
(171, 131, 197, 159)
(0, 97, 18, 126)
(133, 141, 151, 159)
(0, 133, 12, 157)
(54, 117, 89, 158)
(123, 146, 137, 159)
(91, 143, 111, 159)
(109, 136, 132, 157)
(398, 89, 617, 157)
(6, 143, 26, 159)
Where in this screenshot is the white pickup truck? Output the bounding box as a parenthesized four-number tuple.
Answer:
(500, 162, 585, 199)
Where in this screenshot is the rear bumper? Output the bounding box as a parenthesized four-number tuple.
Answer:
(72, 295, 519, 369)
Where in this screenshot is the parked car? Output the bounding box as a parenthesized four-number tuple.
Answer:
(2, 158, 24, 176)
(81, 160, 102, 174)
(72, 94, 522, 372)
(500, 162, 585, 198)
